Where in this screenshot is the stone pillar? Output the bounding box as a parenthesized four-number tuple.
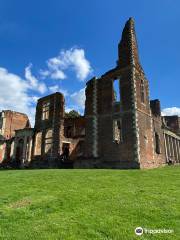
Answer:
(10, 141, 15, 158)
(28, 137, 33, 162)
(164, 133, 168, 163)
(172, 137, 176, 162)
(177, 140, 180, 163)
(92, 78, 98, 158)
(177, 139, 180, 162)
(167, 135, 171, 160)
(174, 139, 178, 163)
(12, 139, 17, 160)
(169, 136, 174, 160)
(1, 143, 6, 162)
(172, 138, 175, 162)
(22, 136, 27, 164)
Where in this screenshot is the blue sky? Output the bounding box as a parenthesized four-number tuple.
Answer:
(0, 0, 180, 125)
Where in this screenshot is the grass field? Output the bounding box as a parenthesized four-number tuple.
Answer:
(0, 166, 179, 240)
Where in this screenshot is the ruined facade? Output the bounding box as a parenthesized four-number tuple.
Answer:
(0, 18, 180, 169)
(0, 110, 30, 164)
(30, 92, 85, 168)
(75, 18, 180, 169)
(0, 93, 85, 168)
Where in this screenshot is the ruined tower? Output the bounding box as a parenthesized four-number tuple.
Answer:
(79, 18, 166, 169)
(31, 92, 65, 167)
(1, 18, 179, 169)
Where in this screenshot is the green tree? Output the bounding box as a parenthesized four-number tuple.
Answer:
(65, 110, 81, 118)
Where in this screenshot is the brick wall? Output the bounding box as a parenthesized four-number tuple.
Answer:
(78, 18, 166, 169)
(164, 116, 180, 135)
(0, 110, 30, 139)
(32, 92, 65, 167)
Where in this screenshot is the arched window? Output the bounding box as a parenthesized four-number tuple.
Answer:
(64, 126, 73, 138)
(42, 101, 50, 120)
(15, 139, 24, 161)
(140, 80, 145, 103)
(113, 79, 121, 102)
(113, 119, 123, 143)
(155, 132, 161, 154)
(34, 132, 42, 155)
(44, 129, 53, 154)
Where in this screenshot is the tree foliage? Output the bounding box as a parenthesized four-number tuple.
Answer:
(65, 110, 81, 118)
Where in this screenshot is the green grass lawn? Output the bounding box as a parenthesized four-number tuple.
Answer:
(0, 166, 179, 240)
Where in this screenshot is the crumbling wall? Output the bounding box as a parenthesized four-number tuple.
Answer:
(31, 92, 64, 167)
(81, 18, 166, 169)
(0, 110, 30, 140)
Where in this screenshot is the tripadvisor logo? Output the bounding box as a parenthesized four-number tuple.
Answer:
(135, 226, 174, 236)
(135, 227, 143, 236)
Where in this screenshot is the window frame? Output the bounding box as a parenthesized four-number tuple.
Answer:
(42, 101, 50, 120)
(155, 132, 161, 154)
(113, 119, 123, 144)
(44, 129, 53, 154)
(140, 80, 145, 103)
(112, 78, 121, 103)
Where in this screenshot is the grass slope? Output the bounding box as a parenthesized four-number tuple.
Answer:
(0, 166, 179, 240)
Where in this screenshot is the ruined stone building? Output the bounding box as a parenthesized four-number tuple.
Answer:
(0, 93, 85, 168)
(0, 110, 30, 163)
(0, 18, 180, 169)
(31, 92, 85, 168)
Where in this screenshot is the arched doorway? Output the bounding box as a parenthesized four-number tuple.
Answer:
(15, 139, 24, 167)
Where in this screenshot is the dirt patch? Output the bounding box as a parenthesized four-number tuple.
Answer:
(9, 198, 32, 209)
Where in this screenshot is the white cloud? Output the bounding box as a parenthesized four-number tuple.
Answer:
(162, 107, 180, 117)
(48, 57, 63, 68)
(40, 58, 66, 80)
(49, 85, 68, 96)
(0, 67, 37, 126)
(30, 96, 39, 104)
(70, 88, 85, 112)
(40, 47, 92, 81)
(50, 70, 66, 80)
(0, 47, 92, 127)
(48, 85, 59, 92)
(66, 48, 92, 80)
(65, 107, 73, 113)
(39, 69, 50, 79)
(25, 64, 47, 94)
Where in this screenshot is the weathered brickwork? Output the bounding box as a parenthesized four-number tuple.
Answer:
(0, 93, 85, 168)
(0, 110, 30, 163)
(30, 92, 65, 167)
(75, 18, 180, 169)
(0, 110, 30, 140)
(12, 128, 34, 167)
(162, 115, 180, 163)
(163, 116, 180, 135)
(0, 18, 180, 169)
(62, 117, 85, 160)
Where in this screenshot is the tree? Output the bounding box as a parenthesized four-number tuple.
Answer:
(65, 110, 81, 118)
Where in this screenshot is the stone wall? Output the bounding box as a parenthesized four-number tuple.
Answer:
(79, 18, 166, 169)
(1, 18, 179, 170)
(0, 110, 30, 163)
(0, 110, 30, 140)
(30, 93, 85, 168)
(163, 116, 180, 135)
(31, 92, 64, 167)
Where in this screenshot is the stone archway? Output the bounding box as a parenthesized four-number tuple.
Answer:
(15, 139, 24, 167)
